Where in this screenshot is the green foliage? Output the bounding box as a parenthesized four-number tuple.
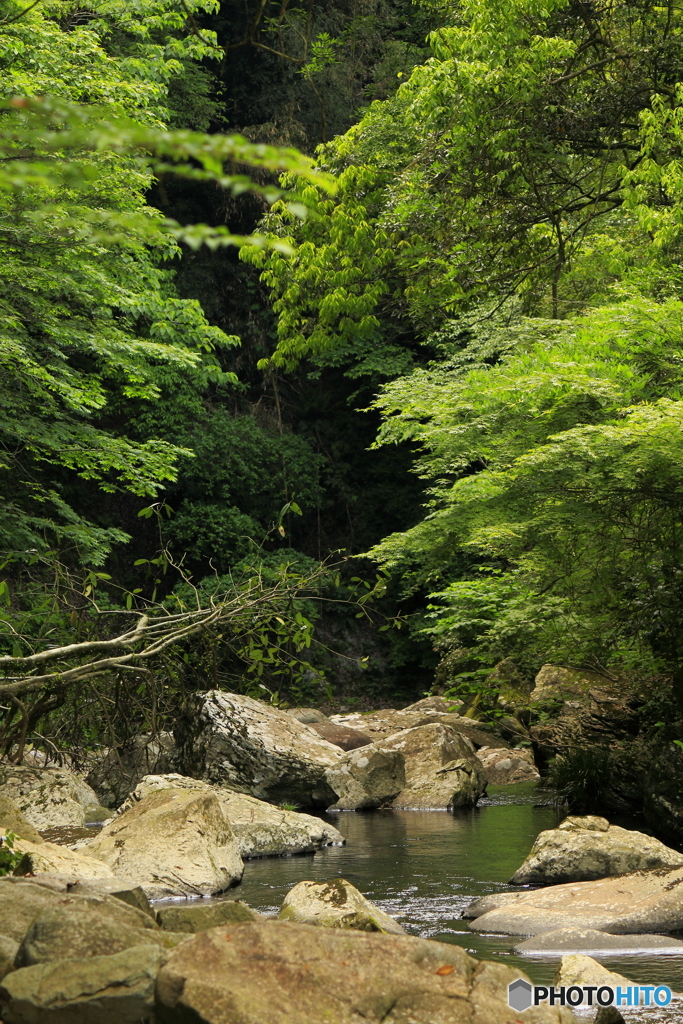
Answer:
(548, 747, 614, 815)
(0, 831, 22, 876)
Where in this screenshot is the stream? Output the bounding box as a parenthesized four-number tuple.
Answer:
(193, 782, 683, 1022)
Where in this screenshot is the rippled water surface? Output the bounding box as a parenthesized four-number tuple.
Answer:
(226, 783, 683, 1022)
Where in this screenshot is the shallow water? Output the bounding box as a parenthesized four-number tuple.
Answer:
(218, 782, 683, 1022)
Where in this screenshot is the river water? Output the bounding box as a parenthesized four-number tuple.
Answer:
(225, 783, 683, 1022)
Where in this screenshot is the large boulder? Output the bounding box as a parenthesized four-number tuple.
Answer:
(15, 899, 167, 966)
(0, 796, 43, 843)
(324, 747, 405, 810)
(554, 954, 634, 992)
(0, 944, 164, 1024)
(466, 864, 683, 935)
(0, 765, 101, 829)
(155, 919, 574, 1024)
(82, 787, 243, 898)
(278, 878, 406, 934)
(510, 815, 683, 884)
(381, 724, 486, 809)
(476, 747, 539, 785)
(116, 774, 345, 857)
(86, 732, 176, 809)
(330, 707, 506, 750)
(530, 665, 618, 704)
(0, 876, 158, 944)
(12, 837, 115, 881)
(174, 690, 343, 805)
(515, 927, 683, 954)
(216, 787, 344, 857)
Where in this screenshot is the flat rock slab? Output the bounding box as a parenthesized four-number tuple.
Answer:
(155, 919, 574, 1024)
(468, 865, 683, 935)
(515, 927, 683, 955)
(0, 943, 164, 1024)
(510, 815, 683, 884)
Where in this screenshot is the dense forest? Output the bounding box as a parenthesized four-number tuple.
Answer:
(4, 0, 683, 829)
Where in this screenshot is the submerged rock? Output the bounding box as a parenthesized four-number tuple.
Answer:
(382, 723, 486, 809)
(155, 919, 574, 1024)
(476, 747, 539, 785)
(515, 927, 683, 954)
(510, 815, 683, 884)
(175, 690, 343, 806)
(82, 787, 243, 898)
(0, 765, 101, 830)
(324, 746, 405, 810)
(468, 864, 683, 935)
(0, 944, 163, 1024)
(279, 878, 406, 934)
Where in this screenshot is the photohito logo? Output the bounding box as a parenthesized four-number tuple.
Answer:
(508, 979, 672, 1010)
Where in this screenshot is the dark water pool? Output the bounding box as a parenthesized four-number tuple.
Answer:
(220, 783, 683, 1022)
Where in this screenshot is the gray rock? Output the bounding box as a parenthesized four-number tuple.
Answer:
(514, 927, 683, 954)
(286, 708, 329, 724)
(15, 900, 164, 966)
(0, 935, 18, 981)
(279, 878, 406, 934)
(116, 774, 345, 857)
(155, 919, 574, 1024)
(0, 796, 43, 843)
(595, 1009, 626, 1024)
(510, 816, 683, 884)
(309, 721, 373, 751)
(81, 787, 244, 898)
(156, 900, 262, 932)
(476, 747, 539, 785)
(381, 723, 486, 809)
(175, 690, 343, 806)
(530, 665, 616, 704)
(469, 864, 683, 935)
(0, 944, 163, 1024)
(0, 766, 100, 830)
(554, 953, 633, 991)
(324, 746, 405, 810)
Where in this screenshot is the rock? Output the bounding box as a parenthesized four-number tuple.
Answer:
(0, 944, 163, 1024)
(0, 796, 43, 843)
(0, 765, 100, 829)
(216, 788, 345, 857)
(554, 953, 633, 991)
(12, 836, 115, 880)
(279, 878, 406, 934)
(329, 708, 507, 751)
(286, 708, 329, 724)
(514, 927, 683, 954)
(0, 936, 18, 981)
(86, 731, 176, 809)
(531, 665, 617, 704)
(82, 786, 243, 898)
(174, 690, 343, 806)
(15, 899, 165, 966)
(468, 864, 683, 935)
(595, 1009, 626, 1024)
(381, 724, 486, 809)
(117, 774, 345, 858)
(0, 876, 155, 943)
(156, 900, 262, 932)
(66, 878, 155, 918)
(155, 919, 573, 1024)
(309, 721, 373, 750)
(510, 816, 683, 884)
(323, 746, 405, 810)
(475, 747, 539, 785)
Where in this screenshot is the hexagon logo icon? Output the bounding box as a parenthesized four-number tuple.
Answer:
(508, 979, 533, 1011)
